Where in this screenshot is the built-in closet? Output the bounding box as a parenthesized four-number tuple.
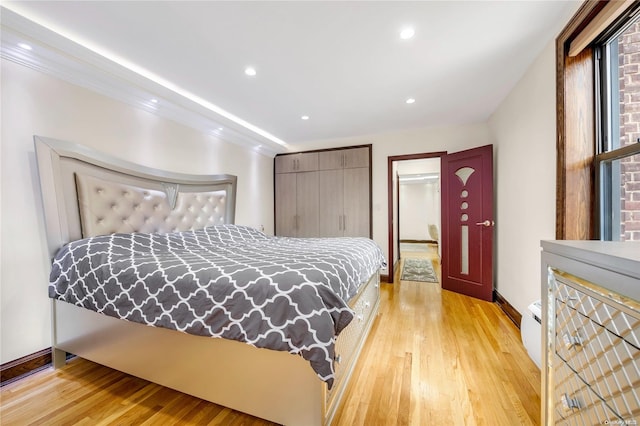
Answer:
(274, 145, 371, 238)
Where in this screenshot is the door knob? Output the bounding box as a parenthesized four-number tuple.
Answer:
(475, 220, 494, 227)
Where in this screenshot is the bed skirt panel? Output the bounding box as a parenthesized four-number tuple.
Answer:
(52, 270, 381, 425)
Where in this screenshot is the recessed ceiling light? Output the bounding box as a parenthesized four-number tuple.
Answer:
(18, 42, 32, 50)
(150, 98, 158, 104)
(400, 27, 415, 40)
(406, 98, 416, 104)
(245, 67, 257, 77)
(301, 115, 310, 120)
(218, 127, 223, 131)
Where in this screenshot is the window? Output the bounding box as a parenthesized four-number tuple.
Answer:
(596, 11, 640, 241)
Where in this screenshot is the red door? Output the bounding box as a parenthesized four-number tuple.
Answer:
(441, 145, 494, 301)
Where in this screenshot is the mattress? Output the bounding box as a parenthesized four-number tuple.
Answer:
(49, 224, 386, 387)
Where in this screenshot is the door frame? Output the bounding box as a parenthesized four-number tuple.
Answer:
(387, 151, 446, 282)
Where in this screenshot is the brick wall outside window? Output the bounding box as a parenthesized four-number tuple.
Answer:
(617, 22, 640, 241)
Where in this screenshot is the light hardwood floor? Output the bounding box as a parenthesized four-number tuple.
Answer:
(0, 246, 540, 425)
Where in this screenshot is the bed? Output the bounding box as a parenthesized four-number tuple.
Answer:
(35, 136, 385, 426)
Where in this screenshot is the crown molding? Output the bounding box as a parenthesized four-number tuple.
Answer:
(0, 7, 286, 157)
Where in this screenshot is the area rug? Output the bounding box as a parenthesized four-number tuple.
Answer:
(401, 258, 438, 283)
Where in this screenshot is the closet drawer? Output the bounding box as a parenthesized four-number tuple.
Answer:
(333, 274, 379, 379)
(328, 273, 380, 407)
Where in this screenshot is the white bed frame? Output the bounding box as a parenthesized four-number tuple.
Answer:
(35, 136, 380, 425)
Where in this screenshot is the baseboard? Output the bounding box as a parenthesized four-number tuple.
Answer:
(400, 239, 438, 244)
(1, 348, 76, 387)
(380, 274, 390, 283)
(494, 291, 522, 329)
(0, 348, 52, 386)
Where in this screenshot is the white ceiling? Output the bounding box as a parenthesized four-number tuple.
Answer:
(2, 1, 580, 147)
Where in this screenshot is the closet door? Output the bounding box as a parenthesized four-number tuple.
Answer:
(275, 173, 297, 237)
(275, 155, 297, 174)
(296, 152, 319, 172)
(318, 151, 344, 170)
(275, 146, 370, 238)
(296, 172, 319, 237)
(319, 148, 369, 170)
(275, 152, 318, 173)
(343, 167, 370, 237)
(343, 147, 369, 169)
(319, 170, 344, 237)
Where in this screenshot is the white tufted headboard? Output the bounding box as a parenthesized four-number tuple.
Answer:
(35, 136, 237, 260)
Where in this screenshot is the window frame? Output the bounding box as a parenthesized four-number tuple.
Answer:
(556, 0, 640, 241)
(594, 8, 640, 240)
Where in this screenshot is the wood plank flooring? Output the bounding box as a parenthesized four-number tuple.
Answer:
(0, 245, 540, 425)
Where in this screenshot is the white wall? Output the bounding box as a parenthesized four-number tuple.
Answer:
(396, 158, 441, 175)
(0, 59, 274, 364)
(487, 39, 558, 316)
(397, 158, 441, 241)
(289, 123, 492, 275)
(399, 182, 440, 241)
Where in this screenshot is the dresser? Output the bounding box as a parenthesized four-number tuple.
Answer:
(541, 241, 640, 425)
(274, 145, 371, 238)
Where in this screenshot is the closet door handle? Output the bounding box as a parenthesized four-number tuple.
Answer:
(339, 215, 343, 231)
(343, 215, 346, 230)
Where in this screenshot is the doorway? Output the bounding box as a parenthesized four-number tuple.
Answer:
(387, 145, 494, 301)
(387, 152, 445, 281)
(397, 160, 442, 272)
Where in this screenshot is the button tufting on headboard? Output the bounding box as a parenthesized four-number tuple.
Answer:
(75, 173, 230, 238)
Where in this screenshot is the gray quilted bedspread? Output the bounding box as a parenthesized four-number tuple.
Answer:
(49, 225, 386, 387)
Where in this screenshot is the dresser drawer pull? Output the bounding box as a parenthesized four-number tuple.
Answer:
(563, 331, 583, 349)
(560, 393, 580, 411)
(335, 354, 342, 364)
(357, 314, 364, 322)
(558, 296, 579, 305)
(364, 301, 371, 308)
